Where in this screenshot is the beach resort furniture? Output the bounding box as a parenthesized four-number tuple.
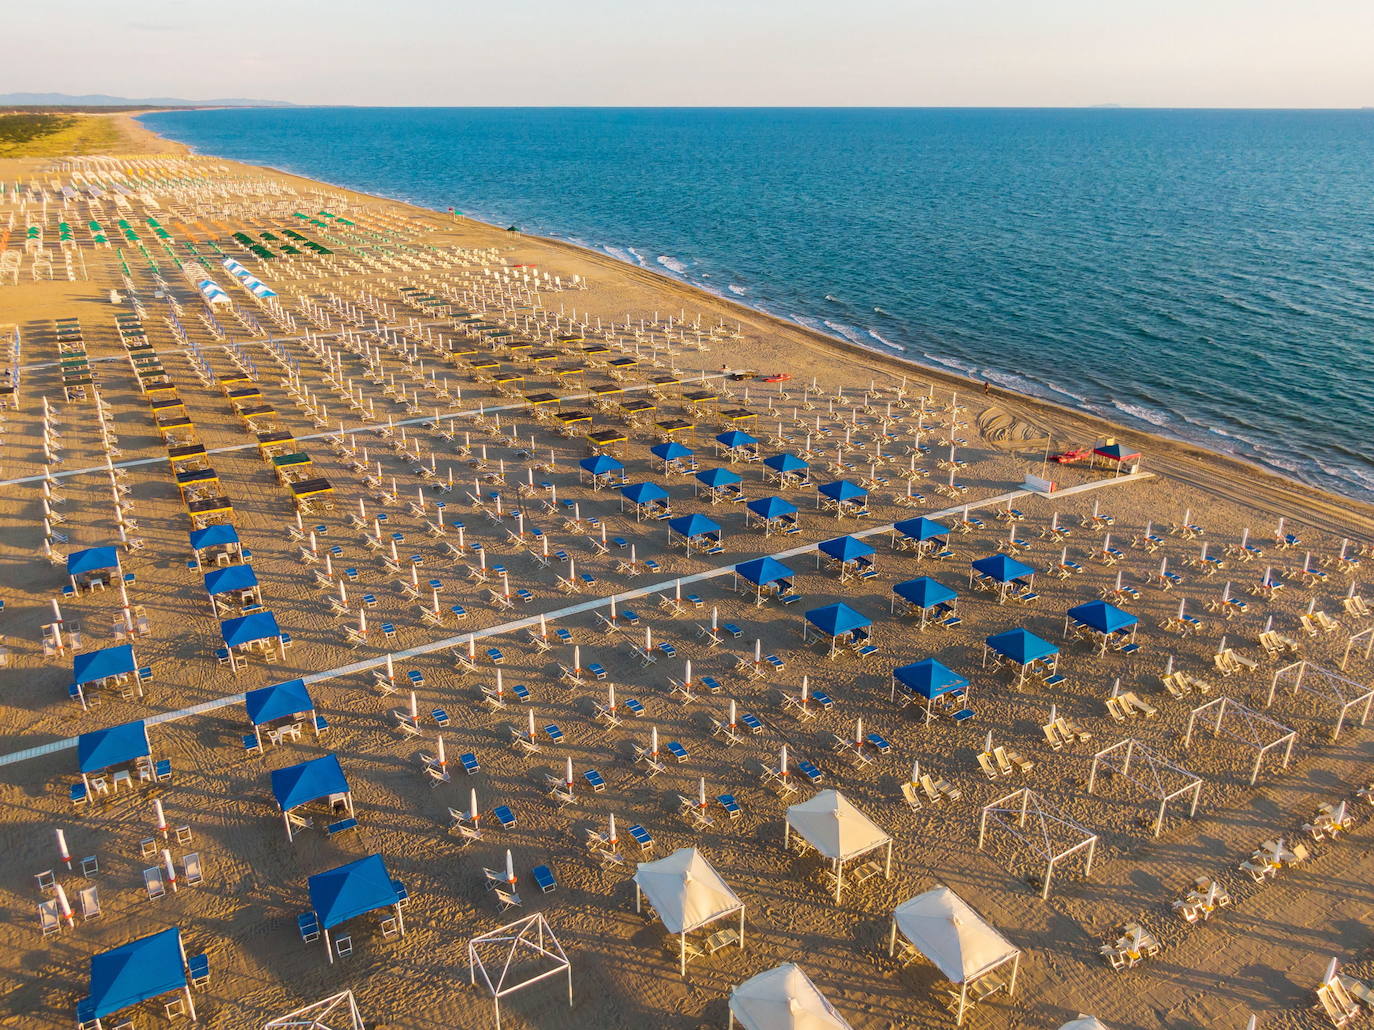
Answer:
(728, 963, 856, 1030)
(634, 847, 745, 974)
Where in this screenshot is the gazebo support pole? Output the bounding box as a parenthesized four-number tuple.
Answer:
(835, 859, 842, 903)
(679, 933, 686, 976)
(957, 982, 969, 1026)
(885, 840, 893, 878)
(739, 907, 745, 948)
(888, 918, 897, 956)
(282, 810, 293, 842)
(184, 987, 196, 1022)
(324, 928, 333, 964)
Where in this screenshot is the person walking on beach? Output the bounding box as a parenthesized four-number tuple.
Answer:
(983, 380, 991, 395)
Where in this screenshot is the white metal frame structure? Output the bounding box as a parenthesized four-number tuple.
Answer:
(263, 991, 365, 1030)
(1087, 738, 1202, 837)
(1184, 696, 1297, 786)
(978, 787, 1098, 900)
(467, 913, 571, 1030)
(1267, 661, 1374, 741)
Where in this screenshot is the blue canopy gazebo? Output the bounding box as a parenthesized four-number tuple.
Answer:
(714, 429, 759, 462)
(220, 610, 284, 669)
(203, 563, 261, 613)
(1065, 600, 1139, 654)
(983, 628, 1060, 685)
(734, 555, 798, 605)
(271, 754, 353, 840)
(188, 523, 242, 568)
(1092, 440, 1140, 473)
(762, 452, 810, 487)
(650, 441, 695, 475)
(803, 602, 873, 657)
(892, 516, 952, 557)
(817, 480, 869, 517)
(307, 853, 405, 963)
(667, 513, 722, 554)
(694, 467, 744, 504)
(83, 927, 197, 1023)
(67, 545, 120, 590)
(891, 658, 971, 721)
(891, 577, 959, 628)
(245, 678, 320, 748)
(817, 535, 877, 581)
(619, 481, 671, 520)
(745, 495, 799, 536)
(72, 643, 141, 706)
(578, 454, 624, 489)
(77, 719, 151, 792)
(970, 553, 1037, 603)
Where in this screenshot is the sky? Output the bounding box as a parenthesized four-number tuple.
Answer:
(7, 0, 1374, 108)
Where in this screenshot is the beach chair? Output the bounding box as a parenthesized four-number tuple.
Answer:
(79, 885, 100, 921)
(143, 867, 166, 900)
(717, 794, 742, 819)
(183, 853, 203, 886)
(493, 805, 517, 829)
(532, 864, 557, 893)
(1121, 692, 1158, 718)
(901, 781, 923, 810)
(977, 752, 1001, 779)
(1318, 980, 1361, 1027)
(584, 769, 607, 791)
(797, 759, 823, 783)
(1105, 696, 1130, 722)
(1055, 717, 1091, 743)
(1042, 721, 1065, 750)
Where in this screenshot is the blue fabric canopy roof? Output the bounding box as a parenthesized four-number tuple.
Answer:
(579, 454, 623, 475)
(245, 678, 313, 727)
(621, 481, 669, 505)
(763, 452, 809, 473)
(985, 628, 1058, 664)
(735, 555, 794, 586)
(650, 441, 692, 461)
(88, 928, 186, 1019)
(74, 644, 136, 686)
(819, 535, 875, 562)
(67, 546, 120, 575)
(746, 496, 798, 520)
(818, 480, 867, 501)
(271, 754, 349, 812)
(667, 513, 720, 539)
(893, 577, 957, 609)
(308, 853, 400, 930)
(715, 430, 758, 448)
(1068, 600, 1138, 634)
(695, 467, 743, 489)
(189, 524, 239, 550)
(972, 553, 1036, 583)
(893, 658, 969, 699)
(204, 563, 257, 596)
(805, 602, 872, 636)
(78, 720, 149, 773)
(894, 516, 950, 541)
(220, 610, 281, 647)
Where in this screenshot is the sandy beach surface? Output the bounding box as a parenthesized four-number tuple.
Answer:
(1, 112, 1372, 1030)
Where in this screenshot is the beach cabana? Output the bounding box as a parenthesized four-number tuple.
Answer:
(271, 754, 353, 841)
(1092, 439, 1140, 473)
(67, 545, 121, 592)
(73, 644, 142, 705)
(817, 480, 868, 517)
(785, 790, 892, 901)
(197, 279, 231, 306)
(970, 553, 1036, 603)
(728, 963, 854, 1030)
(891, 658, 970, 721)
(983, 628, 1060, 685)
(650, 440, 695, 475)
(734, 555, 798, 605)
(803, 602, 873, 657)
(762, 452, 810, 487)
(245, 678, 320, 748)
(578, 454, 624, 489)
(77, 719, 152, 794)
(634, 847, 744, 975)
(620, 481, 671, 520)
(82, 928, 199, 1024)
(307, 853, 405, 963)
(744, 496, 799, 536)
(892, 516, 952, 557)
(220, 610, 284, 668)
(817, 535, 877, 581)
(891, 577, 959, 628)
(188, 523, 242, 568)
(1065, 600, 1139, 654)
(1060, 1019, 1111, 1030)
(888, 886, 1021, 1026)
(204, 563, 261, 614)
(667, 513, 723, 554)
(714, 429, 760, 463)
(695, 467, 744, 504)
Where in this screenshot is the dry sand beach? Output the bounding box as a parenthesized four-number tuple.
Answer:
(1, 112, 1373, 1030)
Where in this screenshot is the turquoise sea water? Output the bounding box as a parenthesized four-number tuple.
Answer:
(141, 107, 1374, 500)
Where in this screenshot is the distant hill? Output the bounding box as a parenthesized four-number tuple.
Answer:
(0, 93, 294, 108)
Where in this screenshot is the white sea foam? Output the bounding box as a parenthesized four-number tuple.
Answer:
(866, 329, 905, 352)
(727, 283, 748, 296)
(657, 255, 688, 275)
(625, 248, 648, 267)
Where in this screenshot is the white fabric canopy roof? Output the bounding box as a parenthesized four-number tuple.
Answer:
(892, 886, 1019, 984)
(634, 847, 742, 934)
(1059, 1019, 1111, 1030)
(729, 964, 853, 1030)
(786, 790, 891, 862)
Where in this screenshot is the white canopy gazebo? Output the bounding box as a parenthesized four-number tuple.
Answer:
(728, 963, 854, 1030)
(1059, 1018, 1111, 1030)
(634, 847, 745, 974)
(785, 789, 893, 901)
(888, 886, 1022, 1026)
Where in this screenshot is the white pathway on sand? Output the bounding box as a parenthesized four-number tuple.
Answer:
(0, 471, 1150, 768)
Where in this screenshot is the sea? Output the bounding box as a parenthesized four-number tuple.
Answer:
(140, 107, 1374, 501)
